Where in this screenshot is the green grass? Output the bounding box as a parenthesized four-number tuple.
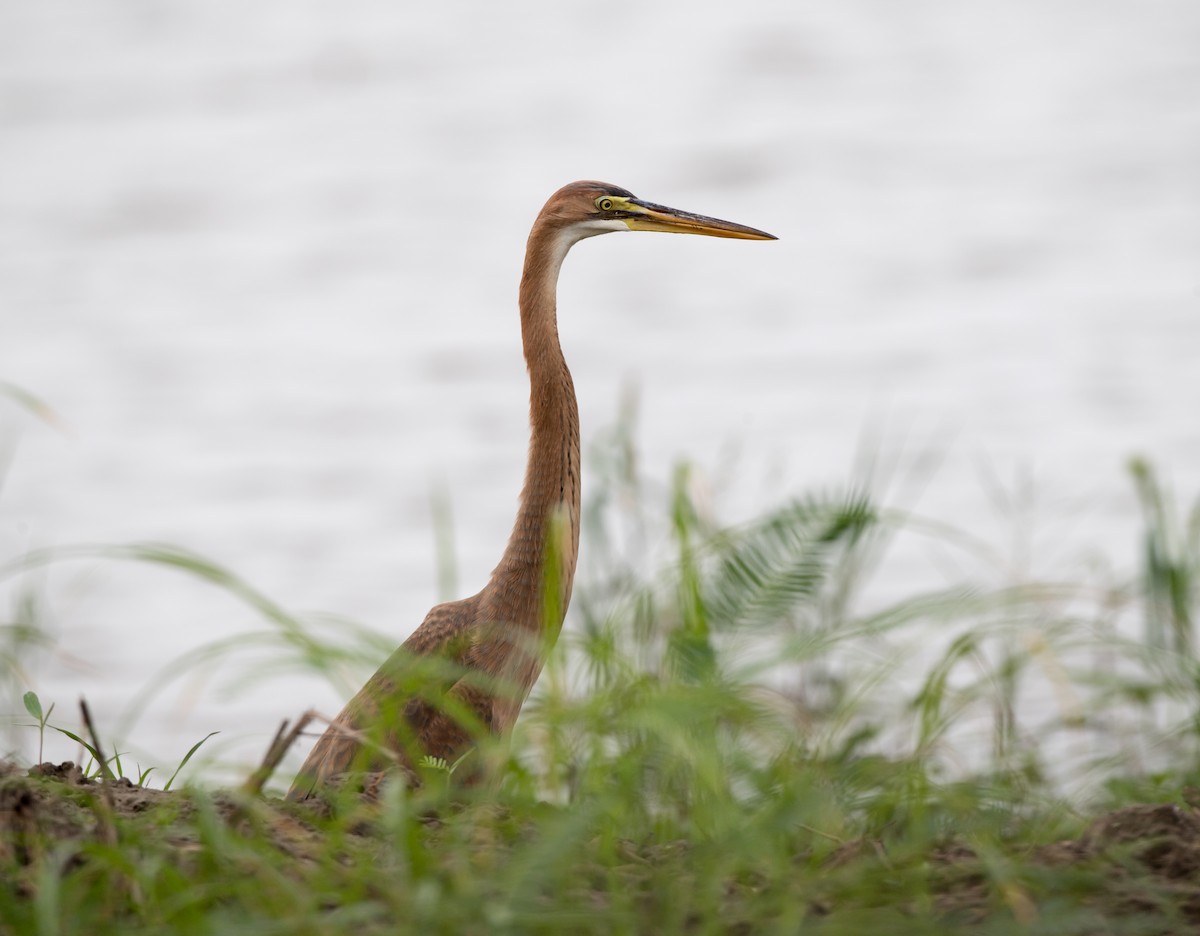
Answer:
(2, 403, 1200, 933)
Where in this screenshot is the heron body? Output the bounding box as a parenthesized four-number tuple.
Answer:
(287, 181, 774, 800)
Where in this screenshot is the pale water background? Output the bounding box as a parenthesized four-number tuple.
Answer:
(2, 1, 1198, 782)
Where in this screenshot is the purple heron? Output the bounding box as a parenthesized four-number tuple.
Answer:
(287, 181, 775, 800)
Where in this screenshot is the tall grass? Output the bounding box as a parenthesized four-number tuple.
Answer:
(2, 399, 1199, 931)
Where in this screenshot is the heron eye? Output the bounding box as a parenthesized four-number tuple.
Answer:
(597, 197, 615, 212)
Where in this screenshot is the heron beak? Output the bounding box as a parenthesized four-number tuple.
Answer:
(623, 199, 777, 240)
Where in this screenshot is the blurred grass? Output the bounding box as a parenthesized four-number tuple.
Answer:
(1, 398, 1199, 932)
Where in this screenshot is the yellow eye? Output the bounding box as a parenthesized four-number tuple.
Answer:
(597, 197, 614, 212)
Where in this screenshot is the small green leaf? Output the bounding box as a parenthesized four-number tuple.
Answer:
(164, 731, 219, 791)
(51, 726, 101, 764)
(23, 690, 43, 721)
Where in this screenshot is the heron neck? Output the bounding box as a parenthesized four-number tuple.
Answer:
(487, 223, 582, 635)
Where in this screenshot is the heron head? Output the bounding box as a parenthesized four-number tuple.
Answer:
(543, 181, 777, 244)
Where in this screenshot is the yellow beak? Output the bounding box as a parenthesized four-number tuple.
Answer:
(623, 198, 777, 240)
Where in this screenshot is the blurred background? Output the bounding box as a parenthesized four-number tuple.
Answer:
(1, 1, 1197, 777)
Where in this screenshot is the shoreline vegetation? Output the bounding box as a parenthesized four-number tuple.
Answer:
(3, 398, 1199, 932)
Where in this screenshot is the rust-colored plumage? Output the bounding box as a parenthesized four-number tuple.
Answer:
(287, 181, 774, 800)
